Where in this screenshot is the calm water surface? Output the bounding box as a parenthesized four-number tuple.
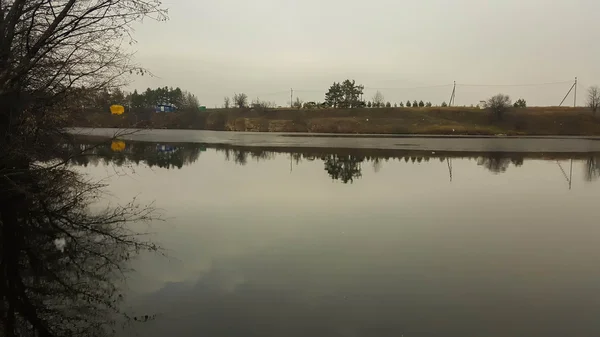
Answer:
(73, 140, 600, 337)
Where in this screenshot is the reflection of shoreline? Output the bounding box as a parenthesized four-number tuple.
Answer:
(63, 138, 600, 184)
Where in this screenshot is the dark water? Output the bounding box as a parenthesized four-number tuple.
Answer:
(71, 140, 600, 337)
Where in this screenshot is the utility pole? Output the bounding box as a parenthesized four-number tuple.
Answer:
(559, 77, 578, 107)
(290, 88, 293, 108)
(448, 81, 456, 107)
(574, 77, 578, 107)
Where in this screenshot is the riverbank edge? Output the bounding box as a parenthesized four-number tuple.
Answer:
(69, 128, 600, 154)
(69, 127, 600, 140)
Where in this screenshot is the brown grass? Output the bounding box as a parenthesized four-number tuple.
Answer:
(74, 106, 600, 136)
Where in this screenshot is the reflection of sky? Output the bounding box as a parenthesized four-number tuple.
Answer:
(80, 151, 600, 336)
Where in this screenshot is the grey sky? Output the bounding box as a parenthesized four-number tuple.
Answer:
(128, 0, 600, 107)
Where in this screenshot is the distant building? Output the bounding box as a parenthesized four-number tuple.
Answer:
(155, 103, 176, 113)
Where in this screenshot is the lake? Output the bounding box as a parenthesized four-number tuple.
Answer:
(70, 132, 600, 337)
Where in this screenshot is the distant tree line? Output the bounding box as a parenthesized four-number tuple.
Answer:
(222, 93, 276, 109)
(129, 87, 199, 110)
(75, 86, 200, 114)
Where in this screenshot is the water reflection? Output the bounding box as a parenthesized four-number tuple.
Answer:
(68, 142, 205, 169)
(585, 157, 600, 181)
(476, 154, 524, 174)
(322, 155, 363, 183)
(1, 141, 159, 337)
(57, 137, 600, 337)
(66, 138, 600, 186)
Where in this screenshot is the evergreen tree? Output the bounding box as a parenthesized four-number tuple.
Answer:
(325, 82, 343, 108)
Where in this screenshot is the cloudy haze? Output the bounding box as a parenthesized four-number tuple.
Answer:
(128, 0, 600, 107)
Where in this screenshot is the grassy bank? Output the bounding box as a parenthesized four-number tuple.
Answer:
(73, 106, 600, 136)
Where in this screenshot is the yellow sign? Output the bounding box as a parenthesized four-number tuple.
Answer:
(111, 140, 126, 152)
(110, 104, 125, 115)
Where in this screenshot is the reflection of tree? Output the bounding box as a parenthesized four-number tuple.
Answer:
(1, 155, 158, 337)
(234, 150, 248, 166)
(322, 155, 364, 184)
(65, 140, 553, 180)
(372, 158, 382, 173)
(64, 141, 204, 169)
(584, 157, 600, 182)
(477, 153, 524, 174)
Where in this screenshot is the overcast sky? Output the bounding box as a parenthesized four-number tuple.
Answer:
(127, 0, 600, 107)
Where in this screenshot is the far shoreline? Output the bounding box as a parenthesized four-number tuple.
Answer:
(72, 106, 600, 138)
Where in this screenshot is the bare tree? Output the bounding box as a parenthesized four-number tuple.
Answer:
(223, 96, 231, 108)
(587, 86, 600, 115)
(486, 94, 512, 119)
(372, 91, 384, 108)
(292, 97, 303, 109)
(233, 93, 248, 108)
(180, 91, 199, 109)
(251, 97, 276, 109)
(0, 1, 166, 336)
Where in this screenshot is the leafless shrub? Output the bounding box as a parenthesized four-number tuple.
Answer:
(486, 94, 512, 119)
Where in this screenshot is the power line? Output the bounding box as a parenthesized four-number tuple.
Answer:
(458, 80, 572, 87)
(253, 90, 289, 97)
(293, 89, 325, 93)
(364, 84, 452, 90)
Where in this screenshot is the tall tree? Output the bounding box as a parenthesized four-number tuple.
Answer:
(326, 80, 364, 108)
(340, 79, 364, 108)
(325, 82, 343, 108)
